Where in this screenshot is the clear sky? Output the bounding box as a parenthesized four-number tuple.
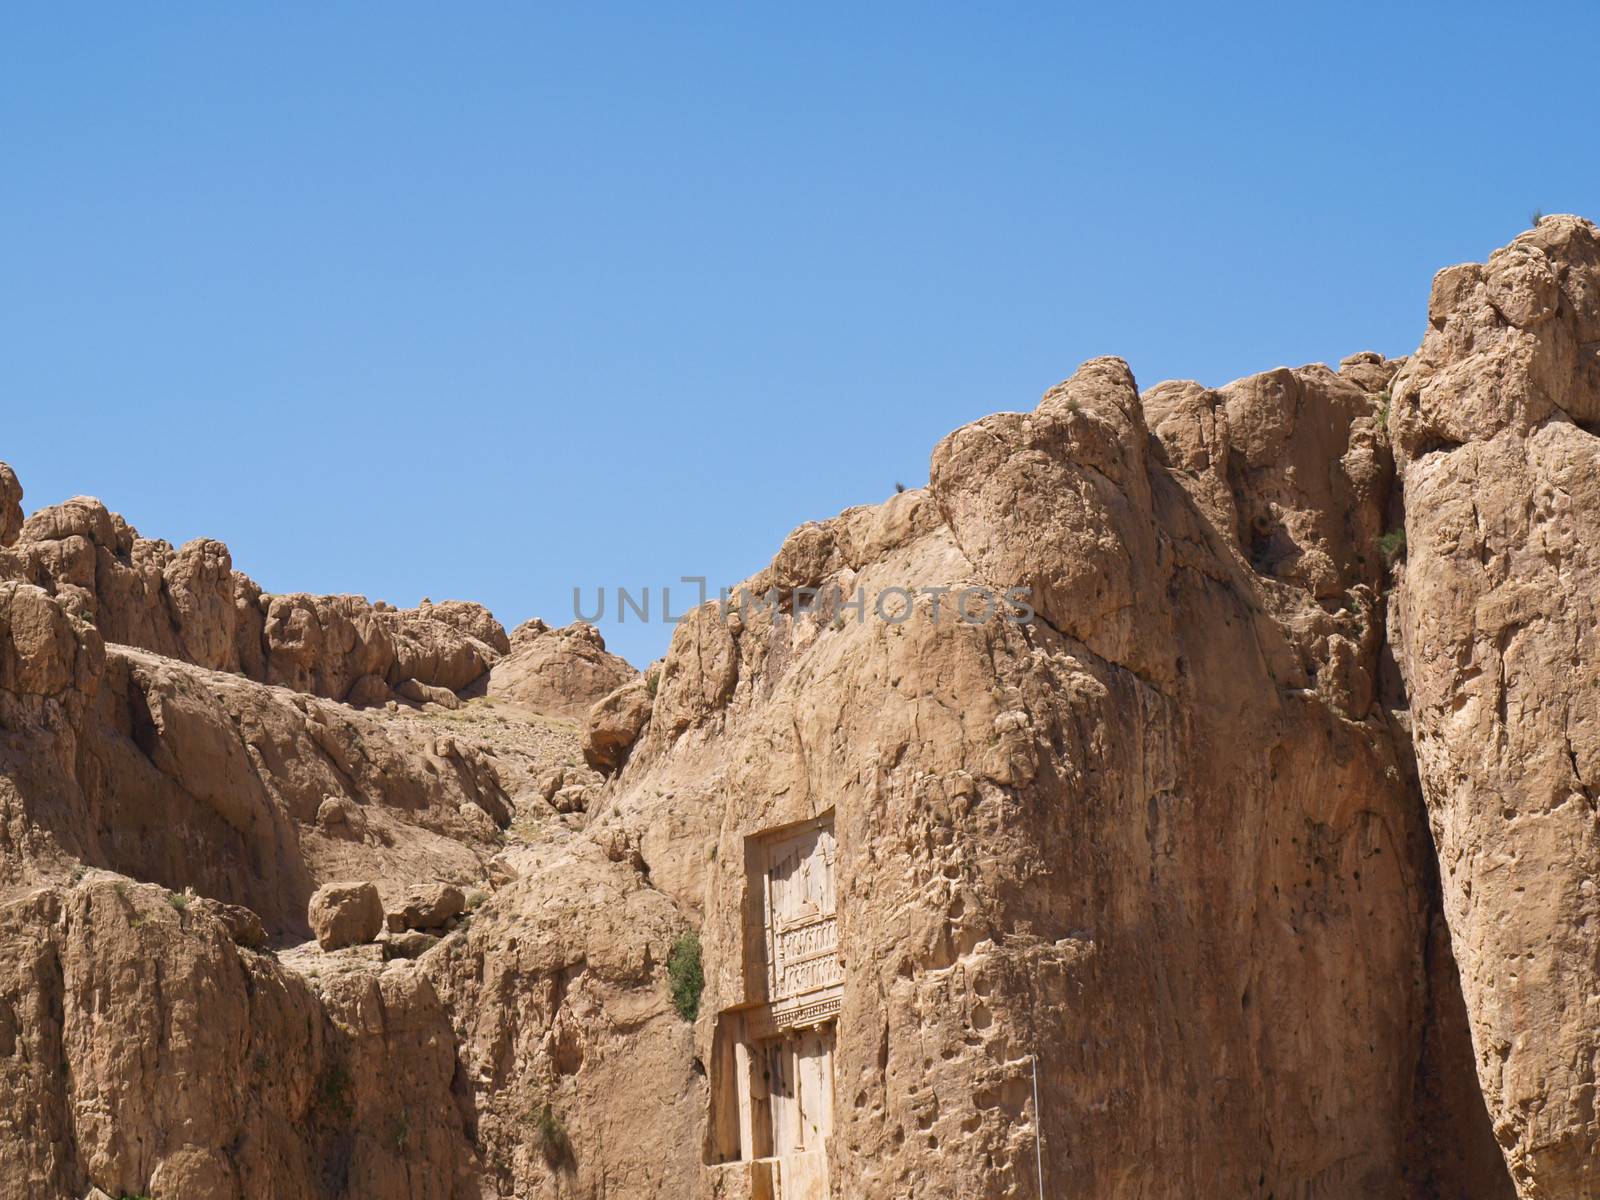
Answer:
(3, 3, 1596, 666)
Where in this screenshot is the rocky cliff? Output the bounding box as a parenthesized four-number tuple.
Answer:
(1, 219, 1596, 1199)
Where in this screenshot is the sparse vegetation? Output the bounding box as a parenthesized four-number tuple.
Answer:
(894, 481, 906, 493)
(166, 891, 188, 912)
(390, 1107, 411, 1153)
(1340, 594, 1366, 632)
(533, 1101, 573, 1168)
(667, 931, 704, 1021)
(645, 668, 660, 698)
(1379, 528, 1408, 565)
(1531, 209, 1545, 227)
(465, 888, 487, 910)
(314, 1062, 354, 1124)
(1377, 388, 1391, 431)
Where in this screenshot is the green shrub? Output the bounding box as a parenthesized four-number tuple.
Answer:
(390, 1108, 411, 1154)
(667, 931, 704, 1022)
(1379, 528, 1407, 564)
(534, 1102, 572, 1168)
(314, 1062, 354, 1124)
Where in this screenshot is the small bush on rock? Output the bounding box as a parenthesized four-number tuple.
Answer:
(668, 931, 704, 1021)
(534, 1102, 572, 1168)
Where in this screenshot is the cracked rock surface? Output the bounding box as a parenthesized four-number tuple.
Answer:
(2, 219, 1598, 1199)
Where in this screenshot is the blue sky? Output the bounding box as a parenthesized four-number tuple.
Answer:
(3, 3, 1595, 666)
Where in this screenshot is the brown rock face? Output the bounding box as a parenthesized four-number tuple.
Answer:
(386, 882, 465, 932)
(308, 880, 384, 950)
(259, 592, 504, 702)
(1, 496, 508, 704)
(487, 619, 637, 720)
(0, 464, 21, 548)
(1391, 215, 1600, 1196)
(582, 675, 654, 772)
(587, 354, 1465, 1198)
(6, 219, 1599, 1199)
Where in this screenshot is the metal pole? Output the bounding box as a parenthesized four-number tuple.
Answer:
(1031, 1052, 1045, 1198)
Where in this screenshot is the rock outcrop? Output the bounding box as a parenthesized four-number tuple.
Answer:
(588, 354, 1463, 1198)
(486, 618, 637, 720)
(582, 675, 654, 773)
(384, 881, 465, 932)
(5, 219, 1600, 1200)
(1390, 214, 1600, 1196)
(0, 493, 508, 705)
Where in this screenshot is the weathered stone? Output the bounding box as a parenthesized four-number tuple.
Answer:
(388, 883, 465, 932)
(487, 620, 636, 719)
(343, 672, 391, 708)
(382, 929, 440, 960)
(0, 463, 21, 548)
(1391, 214, 1600, 1195)
(395, 676, 461, 708)
(308, 881, 382, 950)
(551, 784, 592, 814)
(9, 220, 1596, 1200)
(581, 676, 653, 772)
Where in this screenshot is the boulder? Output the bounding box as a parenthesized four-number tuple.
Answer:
(486, 620, 636, 720)
(551, 784, 593, 814)
(581, 677, 653, 773)
(344, 672, 392, 708)
(307, 881, 382, 950)
(193, 897, 268, 949)
(382, 929, 441, 960)
(386, 883, 465, 932)
(395, 677, 462, 709)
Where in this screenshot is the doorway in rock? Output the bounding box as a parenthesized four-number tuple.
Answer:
(765, 1023, 835, 1156)
(707, 813, 840, 1200)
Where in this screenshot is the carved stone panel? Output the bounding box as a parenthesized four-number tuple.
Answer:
(762, 817, 841, 1008)
(708, 813, 840, 1189)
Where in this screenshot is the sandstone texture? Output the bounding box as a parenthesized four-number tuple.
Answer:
(309, 881, 384, 950)
(1, 219, 1596, 1199)
(385, 881, 465, 932)
(1390, 215, 1600, 1197)
(486, 618, 638, 720)
(0, 494, 508, 706)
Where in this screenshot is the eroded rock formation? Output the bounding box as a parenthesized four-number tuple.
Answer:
(0, 494, 512, 706)
(1390, 215, 1600, 1196)
(2, 218, 1596, 1199)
